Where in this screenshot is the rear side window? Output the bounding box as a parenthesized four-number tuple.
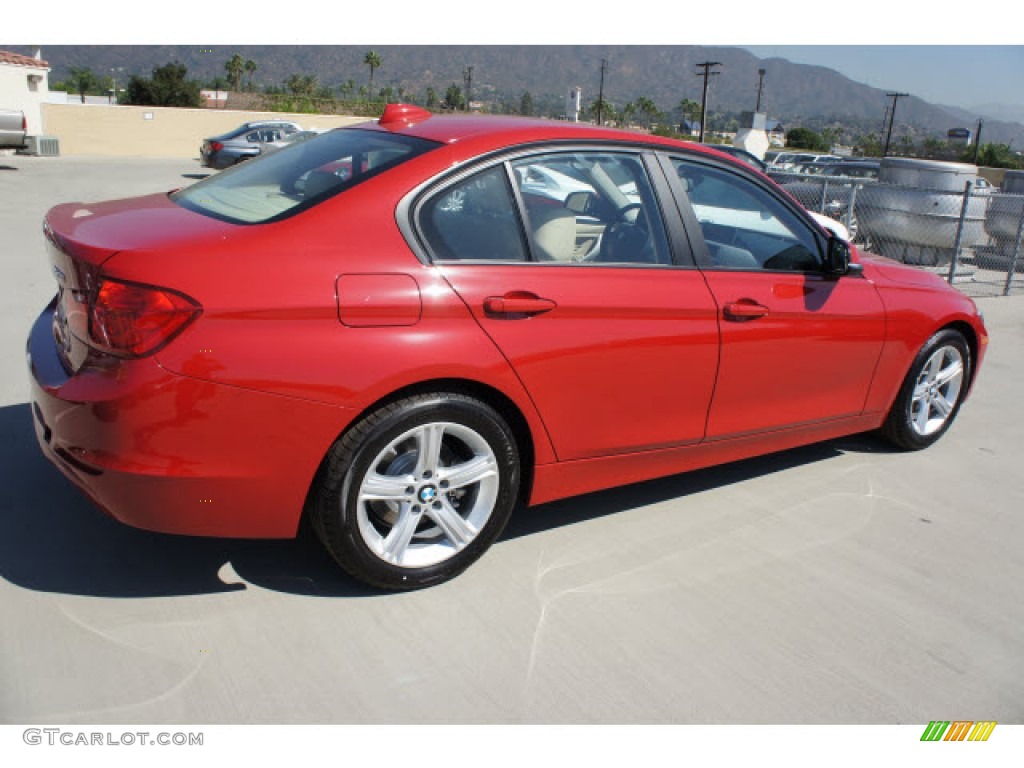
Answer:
(173, 127, 439, 224)
(418, 166, 529, 262)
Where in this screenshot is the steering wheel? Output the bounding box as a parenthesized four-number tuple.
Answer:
(596, 203, 653, 263)
(614, 202, 643, 222)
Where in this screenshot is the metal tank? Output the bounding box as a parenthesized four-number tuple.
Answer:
(856, 158, 989, 266)
(984, 170, 1024, 241)
(980, 170, 1024, 272)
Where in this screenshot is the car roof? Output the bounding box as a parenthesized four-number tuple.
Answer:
(357, 110, 743, 166)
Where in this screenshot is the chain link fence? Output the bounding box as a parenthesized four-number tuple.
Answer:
(770, 171, 1024, 298)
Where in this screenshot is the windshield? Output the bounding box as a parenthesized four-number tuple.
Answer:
(174, 127, 440, 224)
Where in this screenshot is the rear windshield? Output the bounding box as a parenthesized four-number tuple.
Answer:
(174, 127, 440, 224)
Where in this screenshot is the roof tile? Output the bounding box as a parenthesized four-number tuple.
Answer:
(0, 50, 50, 68)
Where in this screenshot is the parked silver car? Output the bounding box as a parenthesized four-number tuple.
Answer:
(199, 120, 302, 169)
(0, 109, 27, 149)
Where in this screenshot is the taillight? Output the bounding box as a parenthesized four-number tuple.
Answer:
(21, 114, 27, 132)
(210, 141, 223, 152)
(88, 278, 200, 357)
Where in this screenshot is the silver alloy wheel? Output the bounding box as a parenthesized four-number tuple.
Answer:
(909, 344, 964, 436)
(355, 422, 500, 568)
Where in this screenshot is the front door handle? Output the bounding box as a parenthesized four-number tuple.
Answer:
(484, 293, 557, 316)
(723, 300, 769, 321)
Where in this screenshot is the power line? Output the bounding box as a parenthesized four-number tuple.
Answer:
(695, 61, 722, 143)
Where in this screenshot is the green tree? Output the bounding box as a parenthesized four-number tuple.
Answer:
(786, 127, 828, 151)
(364, 51, 382, 96)
(633, 96, 660, 129)
(588, 97, 614, 124)
(244, 59, 258, 91)
(619, 102, 636, 127)
(285, 74, 318, 96)
(68, 67, 98, 104)
(443, 83, 464, 111)
(854, 133, 883, 158)
(964, 142, 1022, 169)
(520, 91, 534, 116)
(678, 98, 701, 123)
(125, 62, 201, 108)
(224, 54, 244, 91)
(425, 87, 438, 110)
(922, 137, 950, 159)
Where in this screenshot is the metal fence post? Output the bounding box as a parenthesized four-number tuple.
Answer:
(820, 179, 829, 214)
(846, 183, 860, 235)
(947, 180, 973, 284)
(1004, 196, 1024, 296)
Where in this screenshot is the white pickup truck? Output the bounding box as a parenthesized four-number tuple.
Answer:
(0, 109, 27, 149)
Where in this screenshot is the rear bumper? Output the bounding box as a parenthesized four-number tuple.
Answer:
(27, 304, 355, 538)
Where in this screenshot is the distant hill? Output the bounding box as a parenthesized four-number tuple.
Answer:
(5, 44, 1022, 143)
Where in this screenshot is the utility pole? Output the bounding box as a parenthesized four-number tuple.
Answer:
(755, 68, 766, 112)
(973, 118, 984, 164)
(597, 58, 608, 126)
(695, 61, 722, 143)
(882, 92, 909, 157)
(463, 66, 473, 112)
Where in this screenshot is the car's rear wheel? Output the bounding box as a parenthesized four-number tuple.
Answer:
(881, 328, 970, 450)
(312, 393, 520, 590)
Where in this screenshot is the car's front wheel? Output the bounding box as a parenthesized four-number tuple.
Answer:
(881, 328, 971, 450)
(312, 393, 520, 590)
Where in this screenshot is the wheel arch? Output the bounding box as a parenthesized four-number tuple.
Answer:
(942, 319, 980, 390)
(302, 377, 539, 531)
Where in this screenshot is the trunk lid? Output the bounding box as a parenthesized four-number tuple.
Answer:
(44, 193, 227, 371)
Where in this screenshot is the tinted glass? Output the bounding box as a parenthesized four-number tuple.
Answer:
(419, 166, 529, 262)
(674, 159, 822, 272)
(173, 128, 439, 224)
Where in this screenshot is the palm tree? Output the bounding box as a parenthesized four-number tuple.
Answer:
(68, 66, 97, 103)
(244, 59, 257, 91)
(225, 54, 244, 91)
(634, 96, 660, 129)
(364, 51, 381, 97)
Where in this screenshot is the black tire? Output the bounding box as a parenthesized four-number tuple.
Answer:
(881, 328, 971, 450)
(311, 393, 520, 590)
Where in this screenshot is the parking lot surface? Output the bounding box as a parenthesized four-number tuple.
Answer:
(1, 156, 1022, 723)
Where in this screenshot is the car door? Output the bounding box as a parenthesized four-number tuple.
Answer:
(663, 154, 887, 439)
(412, 149, 721, 461)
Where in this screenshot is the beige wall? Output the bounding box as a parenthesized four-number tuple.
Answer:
(41, 103, 368, 158)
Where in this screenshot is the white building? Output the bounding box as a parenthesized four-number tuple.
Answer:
(0, 49, 51, 135)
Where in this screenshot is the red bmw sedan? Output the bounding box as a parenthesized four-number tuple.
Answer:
(28, 104, 988, 589)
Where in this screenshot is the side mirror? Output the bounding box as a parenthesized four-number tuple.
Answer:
(824, 235, 861, 276)
(564, 190, 593, 215)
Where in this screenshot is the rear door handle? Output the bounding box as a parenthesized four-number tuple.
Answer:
(723, 301, 769, 321)
(484, 293, 557, 316)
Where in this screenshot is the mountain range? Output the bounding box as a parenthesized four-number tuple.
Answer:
(4, 44, 1022, 144)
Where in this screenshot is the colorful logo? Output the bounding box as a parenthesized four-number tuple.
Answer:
(921, 721, 997, 741)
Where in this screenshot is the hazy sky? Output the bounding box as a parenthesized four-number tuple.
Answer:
(12, 3, 1023, 116)
(742, 46, 1024, 112)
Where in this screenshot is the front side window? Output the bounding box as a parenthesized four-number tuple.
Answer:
(173, 127, 439, 224)
(673, 159, 822, 272)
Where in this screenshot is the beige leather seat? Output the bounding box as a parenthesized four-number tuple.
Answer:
(528, 205, 577, 262)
